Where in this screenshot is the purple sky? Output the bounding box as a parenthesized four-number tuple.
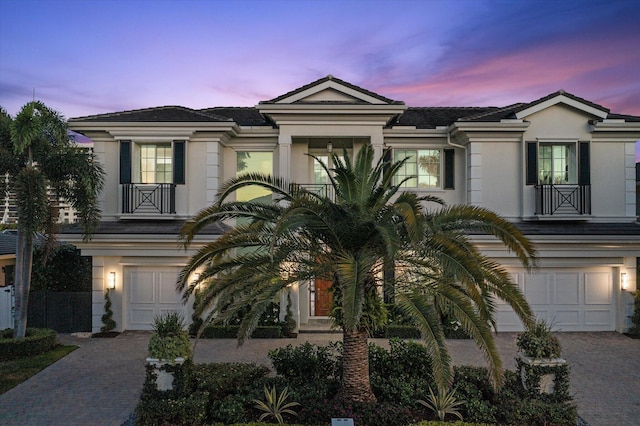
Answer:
(1, 0, 639, 157)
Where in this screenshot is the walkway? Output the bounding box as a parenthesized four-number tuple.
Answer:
(0, 332, 638, 425)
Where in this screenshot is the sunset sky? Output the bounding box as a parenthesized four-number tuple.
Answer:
(1, 1, 639, 149)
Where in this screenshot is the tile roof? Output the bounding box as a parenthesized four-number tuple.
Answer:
(69, 106, 232, 123)
(59, 220, 228, 236)
(67, 85, 640, 127)
(199, 107, 273, 126)
(260, 75, 404, 105)
(391, 107, 500, 128)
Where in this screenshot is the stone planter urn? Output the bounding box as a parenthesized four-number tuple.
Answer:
(146, 312, 192, 391)
(516, 319, 568, 396)
(146, 357, 186, 391)
(517, 353, 567, 394)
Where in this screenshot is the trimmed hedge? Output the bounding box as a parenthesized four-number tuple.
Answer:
(197, 325, 283, 339)
(0, 328, 57, 361)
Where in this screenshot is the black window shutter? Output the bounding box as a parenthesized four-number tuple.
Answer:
(174, 141, 185, 185)
(526, 142, 537, 185)
(578, 141, 590, 185)
(444, 149, 454, 189)
(119, 140, 131, 184)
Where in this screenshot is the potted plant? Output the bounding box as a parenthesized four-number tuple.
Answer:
(516, 319, 568, 396)
(146, 312, 192, 391)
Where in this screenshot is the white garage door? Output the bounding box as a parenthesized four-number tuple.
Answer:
(126, 266, 189, 330)
(495, 268, 614, 332)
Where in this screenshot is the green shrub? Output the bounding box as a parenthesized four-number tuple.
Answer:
(148, 312, 192, 360)
(516, 319, 561, 358)
(495, 369, 576, 425)
(135, 391, 209, 425)
(269, 342, 342, 385)
(30, 242, 91, 292)
(384, 324, 421, 338)
(0, 328, 57, 361)
(297, 398, 415, 426)
(194, 363, 270, 400)
(452, 366, 497, 423)
(100, 289, 116, 333)
(628, 289, 640, 336)
(369, 339, 435, 405)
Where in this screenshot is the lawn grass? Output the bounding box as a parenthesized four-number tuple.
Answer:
(0, 345, 77, 394)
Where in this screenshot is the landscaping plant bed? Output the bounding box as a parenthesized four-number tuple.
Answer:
(135, 339, 577, 425)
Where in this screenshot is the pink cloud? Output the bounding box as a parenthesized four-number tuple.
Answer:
(374, 33, 639, 115)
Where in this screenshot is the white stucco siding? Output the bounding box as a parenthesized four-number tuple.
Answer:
(590, 142, 626, 218)
(522, 104, 593, 140)
(495, 267, 615, 332)
(479, 141, 521, 218)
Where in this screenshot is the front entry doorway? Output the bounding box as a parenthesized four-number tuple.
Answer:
(311, 277, 332, 316)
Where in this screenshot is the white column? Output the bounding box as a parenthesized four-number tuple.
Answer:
(205, 141, 220, 204)
(370, 132, 384, 165)
(468, 142, 483, 206)
(277, 134, 292, 180)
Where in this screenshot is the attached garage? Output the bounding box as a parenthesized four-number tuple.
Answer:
(496, 268, 614, 332)
(125, 266, 190, 330)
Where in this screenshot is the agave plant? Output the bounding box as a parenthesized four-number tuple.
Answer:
(418, 385, 465, 422)
(253, 385, 300, 424)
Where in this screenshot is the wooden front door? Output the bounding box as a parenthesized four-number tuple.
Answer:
(313, 277, 333, 316)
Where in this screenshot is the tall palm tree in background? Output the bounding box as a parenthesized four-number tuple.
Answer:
(0, 101, 104, 339)
(178, 144, 536, 404)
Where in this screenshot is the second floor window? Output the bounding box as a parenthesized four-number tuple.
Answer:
(236, 151, 273, 202)
(138, 143, 172, 183)
(119, 140, 185, 185)
(538, 143, 577, 184)
(394, 149, 441, 189)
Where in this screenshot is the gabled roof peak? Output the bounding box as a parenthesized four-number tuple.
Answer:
(514, 89, 610, 120)
(260, 75, 404, 105)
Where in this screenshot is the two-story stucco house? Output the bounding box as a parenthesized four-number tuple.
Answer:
(61, 76, 640, 334)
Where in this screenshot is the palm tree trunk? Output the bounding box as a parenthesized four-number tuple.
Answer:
(13, 227, 34, 339)
(336, 328, 376, 403)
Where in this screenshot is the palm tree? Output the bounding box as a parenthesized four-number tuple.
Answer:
(0, 102, 104, 339)
(178, 144, 536, 404)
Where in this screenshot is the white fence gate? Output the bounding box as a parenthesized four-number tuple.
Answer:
(0, 286, 14, 330)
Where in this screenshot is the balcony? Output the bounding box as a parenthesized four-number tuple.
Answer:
(534, 184, 591, 216)
(297, 183, 335, 200)
(121, 183, 176, 214)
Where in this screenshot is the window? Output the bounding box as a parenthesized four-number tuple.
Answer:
(526, 141, 589, 186)
(119, 140, 185, 185)
(138, 143, 172, 183)
(538, 143, 577, 184)
(394, 149, 441, 189)
(236, 151, 273, 202)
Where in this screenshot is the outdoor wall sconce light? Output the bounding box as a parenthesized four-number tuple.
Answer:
(621, 272, 628, 291)
(326, 142, 333, 153)
(107, 272, 116, 290)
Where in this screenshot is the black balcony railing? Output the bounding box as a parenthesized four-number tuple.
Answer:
(297, 183, 335, 200)
(534, 184, 591, 216)
(121, 183, 176, 214)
